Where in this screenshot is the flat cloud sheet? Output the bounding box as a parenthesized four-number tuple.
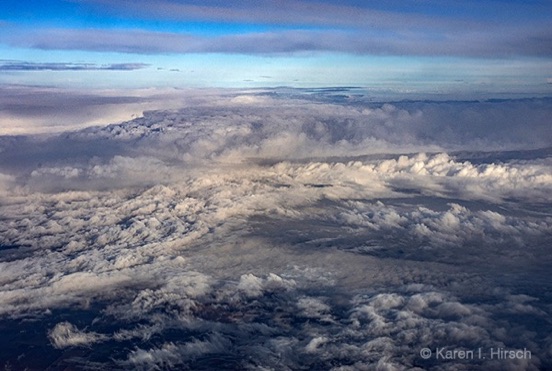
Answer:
(0, 89, 551, 370)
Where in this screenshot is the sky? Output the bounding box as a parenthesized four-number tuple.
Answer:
(1, 0, 552, 93)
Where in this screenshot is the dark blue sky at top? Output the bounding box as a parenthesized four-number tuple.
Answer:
(4, 0, 548, 26)
(2, 0, 269, 34)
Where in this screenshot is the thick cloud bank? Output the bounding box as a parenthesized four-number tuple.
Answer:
(0, 90, 551, 370)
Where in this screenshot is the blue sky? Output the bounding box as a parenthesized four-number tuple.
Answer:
(1, 0, 551, 93)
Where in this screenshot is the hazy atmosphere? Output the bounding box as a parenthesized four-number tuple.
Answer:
(1, 1, 551, 370)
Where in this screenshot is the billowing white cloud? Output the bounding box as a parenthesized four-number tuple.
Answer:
(49, 322, 109, 349)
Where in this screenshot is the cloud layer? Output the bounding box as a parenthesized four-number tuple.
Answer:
(4, 26, 552, 57)
(0, 61, 149, 71)
(0, 86, 190, 135)
(2, 1, 551, 57)
(0, 91, 551, 369)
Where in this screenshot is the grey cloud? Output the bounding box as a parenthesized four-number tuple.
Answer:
(107, 63, 150, 70)
(0, 60, 149, 71)
(73, 0, 476, 30)
(0, 85, 188, 135)
(4, 28, 202, 54)
(4, 26, 552, 57)
(204, 27, 552, 57)
(75, 0, 551, 40)
(4, 0, 549, 58)
(0, 85, 145, 124)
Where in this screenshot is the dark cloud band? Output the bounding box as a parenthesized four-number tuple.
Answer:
(0, 61, 149, 71)
(2, 26, 551, 57)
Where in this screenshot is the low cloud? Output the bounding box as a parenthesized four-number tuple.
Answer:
(0, 90, 551, 369)
(0, 85, 188, 135)
(49, 322, 109, 349)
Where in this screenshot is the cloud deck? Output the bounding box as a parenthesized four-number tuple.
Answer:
(0, 91, 551, 370)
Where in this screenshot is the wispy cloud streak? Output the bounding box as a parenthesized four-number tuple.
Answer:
(4, 27, 552, 57)
(72, 0, 548, 32)
(0, 61, 149, 71)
